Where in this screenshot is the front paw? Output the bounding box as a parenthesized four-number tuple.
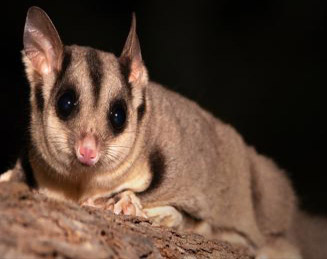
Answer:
(82, 191, 147, 218)
(0, 170, 15, 182)
(143, 206, 183, 228)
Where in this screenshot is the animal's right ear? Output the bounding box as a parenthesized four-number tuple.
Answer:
(119, 13, 147, 86)
(23, 6, 63, 78)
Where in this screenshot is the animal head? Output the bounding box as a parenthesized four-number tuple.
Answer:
(23, 7, 148, 177)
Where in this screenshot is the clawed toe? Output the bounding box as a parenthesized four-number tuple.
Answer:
(81, 191, 146, 218)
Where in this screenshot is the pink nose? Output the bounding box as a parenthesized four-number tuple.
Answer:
(76, 135, 99, 166)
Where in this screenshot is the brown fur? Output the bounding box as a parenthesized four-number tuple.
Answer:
(1, 6, 326, 258)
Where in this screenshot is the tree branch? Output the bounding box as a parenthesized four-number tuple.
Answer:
(0, 182, 251, 258)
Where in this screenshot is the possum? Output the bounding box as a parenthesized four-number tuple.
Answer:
(1, 6, 326, 258)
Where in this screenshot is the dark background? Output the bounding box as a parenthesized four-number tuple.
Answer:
(0, 1, 323, 214)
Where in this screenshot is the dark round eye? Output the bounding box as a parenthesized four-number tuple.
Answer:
(109, 100, 127, 133)
(56, 89, 77, 119)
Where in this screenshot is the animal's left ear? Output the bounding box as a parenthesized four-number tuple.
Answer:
(119, 13, 147, 85)
(23, 7, 63, 78)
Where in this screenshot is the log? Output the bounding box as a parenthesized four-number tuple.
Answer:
(0, 181, 251, 258)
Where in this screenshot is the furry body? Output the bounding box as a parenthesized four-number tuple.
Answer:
(1, 7, 326, 258)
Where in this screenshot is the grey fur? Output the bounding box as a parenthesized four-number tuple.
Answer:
(2, 6, 326, 259)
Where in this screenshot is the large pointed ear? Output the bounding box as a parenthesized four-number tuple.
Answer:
(23, 6, 63, 77)
(119, 13, 147, 85)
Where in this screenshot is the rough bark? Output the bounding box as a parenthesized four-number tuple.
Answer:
(0, 182, 251, 259)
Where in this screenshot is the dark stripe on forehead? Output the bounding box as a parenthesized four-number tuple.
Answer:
(51, 48, 72, 97)
(35, 83, 44, 112)
(119, 62, 132, 97)
(137, 89, 146, 122)
(86, 49, 103, 105)
(57, 48, 72, 84)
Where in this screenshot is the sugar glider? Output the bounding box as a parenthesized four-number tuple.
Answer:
(1, 6, 326, 258)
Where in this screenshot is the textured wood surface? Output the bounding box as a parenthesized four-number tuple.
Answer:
(0, 182, 251, 258)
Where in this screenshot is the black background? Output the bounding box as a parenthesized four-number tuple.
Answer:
(0, 1, 323, 214)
